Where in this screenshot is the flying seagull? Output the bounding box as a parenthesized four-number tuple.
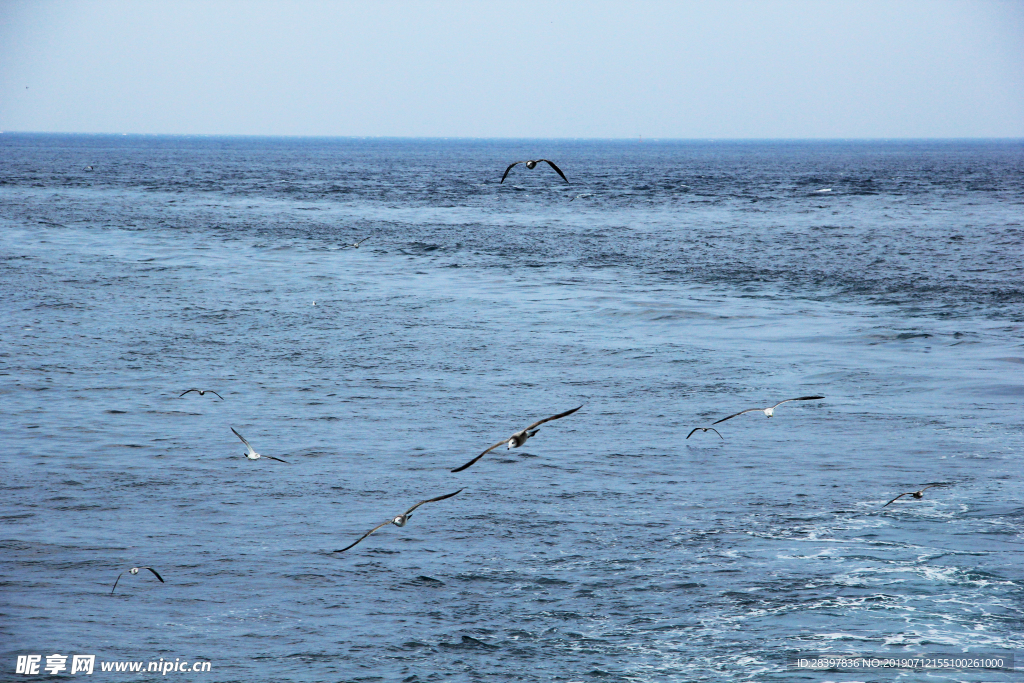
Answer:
(451, 405, 583, 473)
(334, 489, 464, 553)
(686, 427, 723, 440)
(179, 388, 224, 400)
(883, 483, 946, 508)
(500, 159, 569, 184)
(343, 236, 371, 248)
(230, 427, 290, 463)
(712, 396, 824, 425)
(111, 566, 164, 594)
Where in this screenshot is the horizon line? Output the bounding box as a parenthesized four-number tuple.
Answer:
(2, 131, 1023, 143)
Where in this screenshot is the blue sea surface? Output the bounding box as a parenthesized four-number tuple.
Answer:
(1, 135, 1022, 681)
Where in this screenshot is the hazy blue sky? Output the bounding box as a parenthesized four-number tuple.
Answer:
(1, 0, 1021, 138)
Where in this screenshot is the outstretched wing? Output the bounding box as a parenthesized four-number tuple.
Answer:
(354, 236, 371, 247)
(771, 395, 825, 409)
(230, 427, 255, 454)
(335, 520, 393, 553)
(451, 439, 508, 473)
(712, 408, 762, 425)
(208, 390, 224, 400)
(524, 405, 583, 431)
(110, 572, 125, 594)
(687, 427, 723, 439)
(500, 161, 524, 183)
(263, 455, 291, 464)
(143, 567, 165, 583)
(538, 159, 569, 183)
(403, 488, 464, 516)
(179, 389, 199, 398)
(883, 492, 910, 507)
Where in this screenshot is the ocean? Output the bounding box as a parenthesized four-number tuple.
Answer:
(1, 134, 1022, 681)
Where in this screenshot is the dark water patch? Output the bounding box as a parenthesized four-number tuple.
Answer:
(439, 635, 498, 650)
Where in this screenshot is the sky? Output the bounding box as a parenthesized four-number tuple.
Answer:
(0, 0, 1022, 138)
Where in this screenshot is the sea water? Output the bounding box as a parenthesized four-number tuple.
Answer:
(1, 135, 1022, 681)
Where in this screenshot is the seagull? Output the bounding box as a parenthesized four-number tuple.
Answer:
(343, 236, 371, 248)
(334, 489, 464, 553)
(451, 405, 583, 472)
(110, 566, 164, 594)
(230, 427, 290, 463)
(500, 159, 569, 184)
(179, 388, 224, 400)
(883, 483, 946, 508)
(712, 396, 824, 425)
(84, 165, 94, 171)
(686, 427, 723, 440)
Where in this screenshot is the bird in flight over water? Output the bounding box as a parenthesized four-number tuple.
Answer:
(686, 427, 724, 440)
(334, 489, 464, 553)
(231, 427, 290, 463)
(451, 405, 583, 472)
(883, 483, 947, 508)
(712, 396, 824, 425)
(500, 159, 569, 184)
(179, 388, 224, 400)
(343, 236, 371, 248)
(111, 566, 164, 594)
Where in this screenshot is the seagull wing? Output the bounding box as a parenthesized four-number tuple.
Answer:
(403, 488, 464, 516)
(263, 455, 291, 464)
(917, 483, 944, 494)
(142, 567, 165, 583)
(524, 404, 584, 431)
(110, 572, 125, 594)
(209, 391, 224, 400)
(335, 520, 393, 553)
(883, 492, 911, 507)
(451, 439, 508, 473)
(500, 161, 524, 184)
(354, 236, 370, 246)
(686, 427, 701, 439)
(179, 389, 199, 398)
(712, 408, 763, 425)
(230, 427, 256, 456)
(538, 159, 569, 183)
(770, 395, 825, 409)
